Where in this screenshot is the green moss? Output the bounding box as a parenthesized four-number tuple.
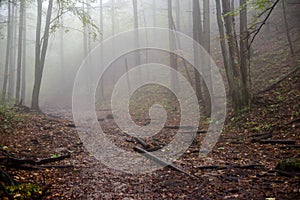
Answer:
(3, 183, 43, 200)
(276, 159, 300, 172)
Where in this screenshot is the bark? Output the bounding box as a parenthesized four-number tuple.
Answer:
(31, 0, 54, 111)
(168, 0, 179, 93)
(15, 0, 25, 103)
(175, 0, 180, 31)
(202, 0, 212, 115)
(240, 0, 251, 105)
(133, 0, 141, 66)
(282, 0, 294, 56)
(193, 0, 203, 102)
(215, 0, 233, 97)
(21, 4, 26, 104)
(8, 1, 16, 100)
(2, 1, 12, 100)
(111, 0, 115, 35)
(222, 0, 244, 111)
(59, 17, 65, 94)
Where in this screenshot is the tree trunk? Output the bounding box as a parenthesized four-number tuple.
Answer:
(31, 0, 54, 111)
(168, 0, 179, 93)
(59, 17, 65, 95)
(111, 0, 115, 35)
(133, 0, 141, 66)
(21, 3, 27, 105)
(239, 0, 251, 105)
(193, 0, 203, 103)
(8, 1, 16, 100)
(15, 0, 25, 104)
(175, 0, 180, 31)
(222, 0, 244, 112)
(215, 0, 234, 97)
(282, 0, 294, 56)
(2, 1, 12, 101)
(202, 0, 212, 115)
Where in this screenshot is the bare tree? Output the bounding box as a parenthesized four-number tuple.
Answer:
(2, 0, 12, 101)
(168, 0, 179, 93)
(282, 0, 294, 56)
(21, 2, 26, 104)
(15, 0, 25, 104)
(31, 0, 54, 111)
(7, 1, 16, 100)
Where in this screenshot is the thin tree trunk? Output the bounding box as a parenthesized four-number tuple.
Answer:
(222, 0, 243, 111)
(2, 1, 12, 100)
(31, 0, 54, 111)
(8, 1, 16, 100)
(175, 0, 180, 31)
(215, 0, 234, 97)
(193, 0, 203, 103)
(133, 0, 141, 66)
(111, 0, 115, 35)
(59, 17, 65, 94)
(282, 0, 294, 56)
(239, 0, 251, 105)
(202, 0, 212, 115)
(168, 0, 179, 93)
(16, 0, 25, 103)
(21, 3, 27, 104)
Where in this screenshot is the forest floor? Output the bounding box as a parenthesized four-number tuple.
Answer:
(0, 68, 299, 199)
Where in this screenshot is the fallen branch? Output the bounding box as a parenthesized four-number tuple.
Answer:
(133, 146, 198, 179)
(258, 140, 296, 145)
(251, 133, 273, 143)
(164, 125, 207, 134)
(257, 67, 300, 94)
(279, 145, 300, 149)
(0, 168, 16, 186)
(198, 164, 264, 170)
(1, 151, 71, 170)
(133, 137, 150, 150)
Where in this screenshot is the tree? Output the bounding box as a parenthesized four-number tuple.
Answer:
(133, 0, 141, 66)
(281, 0, 294, 56)
(30, 0, 98, 111)
(2, 0, 12, 101)
(193, 0, 203, 103)
(222, 0, 247, 112)
(168, 0, 179, 93)
(15, 0, 25, 104)
(21, 1, 27, 105)
(31, 0, 54, 111)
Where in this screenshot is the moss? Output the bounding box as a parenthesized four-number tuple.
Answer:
(2, 183, 43, 200)
(276, 158, 300, 172)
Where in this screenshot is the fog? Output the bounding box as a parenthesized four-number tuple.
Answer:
(0, 0, 299, 115)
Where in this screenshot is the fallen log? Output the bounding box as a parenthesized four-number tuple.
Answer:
(251, 133, 273, 143)
(198, 164, 264, 170)
(164, 125, 207, 134)
(258, 140, 296, 145)
(279, 145, 300, 149)
(257, 66, 300, 94)
(133, 137, 150, 150)
(133, 146, 198, 179)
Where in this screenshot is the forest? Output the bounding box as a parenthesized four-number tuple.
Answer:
(0, 0, 299, 199)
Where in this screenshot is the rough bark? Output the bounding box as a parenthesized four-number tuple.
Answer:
(193, 0, 203, 103)
(168, 0, 179, 93)
(15, 0, 25, 103)
(31, 0, 54, 111)
(2, 1, 12, 100)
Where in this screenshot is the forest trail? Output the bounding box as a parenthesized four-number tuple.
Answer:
(1, 69, 299, 199)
